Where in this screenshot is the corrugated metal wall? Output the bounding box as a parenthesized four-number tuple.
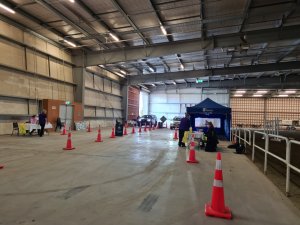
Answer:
(128, 86, 139, 120)
(83, 71, 123, 128)
(150, 88, 229, 122)
(0, 20, 74, 134)
(231, 98, 300, 127)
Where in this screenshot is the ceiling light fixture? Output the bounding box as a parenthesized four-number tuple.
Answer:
(98, 65, 105, 68)
(152, 84, 156, 87)
(180, 63, 184, 70)
(64, 40, 76, 47)
(69, 0, 75, 3)
(284, 90, 296, 94)
(256, 90, 268, 94)
(278, 94, 289, 97)
(234, 94, 243, 97)
(160, 25, 167, 36)
(119, 69, 127, 75)
(236, 90, 246, 93)
(253, 94, 263, 97)
(109, 33, 119, 42)
(115, 72, 125, 78)
(172, 81, 176, 85)
(148, 66, 155, 73)
(0, 3, 15, 14)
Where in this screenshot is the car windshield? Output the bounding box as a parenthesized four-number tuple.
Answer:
(173, 117, 181, 121)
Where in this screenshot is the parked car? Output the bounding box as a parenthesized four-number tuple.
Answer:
(137, 115, 157, 127)
(170, 116, 182, 129)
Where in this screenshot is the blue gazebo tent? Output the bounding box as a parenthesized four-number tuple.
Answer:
(187, 98, 231, 140)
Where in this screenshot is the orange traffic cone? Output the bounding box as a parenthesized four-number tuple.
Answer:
(61, 125, 67, 135)
(95, 126, 103, 142)
(110, 127, 115, 138)
(123, 125, 128, 135)
(205, 152, 232, 219)
(131, 126, 135, 134)
(138, 126, 142, 133)
(152, 124, 155, 130)
(186, 136, 199, 163)
(63, 132, 75, 150)
(144, 125, 147, 132)
(0, 164, 4, 169)
(173, 129, 178, 140)
(87, 121, 92, 132)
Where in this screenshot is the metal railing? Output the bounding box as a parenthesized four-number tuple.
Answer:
(232, 127, 300, 196)
(231, 128, 251, 148)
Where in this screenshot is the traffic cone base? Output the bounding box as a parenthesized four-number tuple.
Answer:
(131, 126, 135, 134)
(0, 164, 4, 169)
(63, 146, 75, 150)
(205, 204, 232, 219)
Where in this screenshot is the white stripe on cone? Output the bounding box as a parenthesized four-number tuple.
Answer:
(213, 179, 223, 187)
(215, 160, 222, 170)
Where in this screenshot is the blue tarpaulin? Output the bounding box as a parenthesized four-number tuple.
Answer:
(187, 98, 231, 140)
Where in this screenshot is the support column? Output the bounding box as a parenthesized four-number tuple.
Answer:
(73, 67, 86, 103)
(121, 84, 128, 121)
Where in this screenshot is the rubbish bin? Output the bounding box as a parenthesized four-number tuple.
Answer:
(115, 123, 123, 136)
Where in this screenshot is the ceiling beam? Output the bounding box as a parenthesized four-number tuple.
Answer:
(110, 0, 150, 45)
(34, 0, 108, 49)
(74, 25, 300, 66)
(148, 74, 300, 90)
(127, 61, 300, 85)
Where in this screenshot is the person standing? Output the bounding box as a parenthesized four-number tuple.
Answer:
(205, 122, 218, 152)
(38, 109, 47, 137)
(178, 113, 190, 147)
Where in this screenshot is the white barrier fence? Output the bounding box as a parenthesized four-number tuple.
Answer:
(231, 127, 300, 196)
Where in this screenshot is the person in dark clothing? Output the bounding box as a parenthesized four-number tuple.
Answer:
(38, 109, 47, 137)
(55, 117, 62, 132)
(205, 122, 218, 152)
(178, 113, 190, 147)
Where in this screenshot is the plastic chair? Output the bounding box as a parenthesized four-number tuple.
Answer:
(11, 122, 19, 136)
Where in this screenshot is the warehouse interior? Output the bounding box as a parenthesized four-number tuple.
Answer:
(0, 0, 300, 224)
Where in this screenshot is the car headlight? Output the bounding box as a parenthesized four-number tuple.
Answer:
(147, 119, 151, 122)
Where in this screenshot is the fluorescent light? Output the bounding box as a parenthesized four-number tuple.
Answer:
(278, 94, 288, 97)
(256, 90, 268, 94)
(64, 40, 76, 47)
(151, 84, 156, 87)
(98, 65, 105, 68)
(172, 81, 176, 85)
(115, 72, 125, 78)
(285, 90, 296, 94)
(180, 63, 184, 70)
(119, 69, 127, 75)
(234, 94, 243, 97)
(236, 90, 246, 93)
(160, 25, 167, 36)
(149, 66, 155, 73)
(253, 94, 263, 97)
(0, 3, 15, 14)
(109, 33, 119, 42)
(69, 0, 75, 3)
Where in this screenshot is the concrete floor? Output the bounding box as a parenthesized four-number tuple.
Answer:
(0, 129, 299, 225)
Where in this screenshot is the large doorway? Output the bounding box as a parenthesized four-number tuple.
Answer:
(59, 105, 74, 129)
